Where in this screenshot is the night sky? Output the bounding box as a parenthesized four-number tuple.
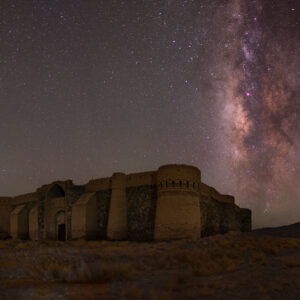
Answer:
(1, 0, 299, 228)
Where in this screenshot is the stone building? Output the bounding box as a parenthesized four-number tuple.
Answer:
(0, 164, 251, 241)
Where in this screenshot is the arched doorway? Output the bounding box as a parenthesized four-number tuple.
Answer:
(45, 184, 66, 240)
(55, 210, 66, 241)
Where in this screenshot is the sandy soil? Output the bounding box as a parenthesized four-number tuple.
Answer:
(1, 232, 300, 299)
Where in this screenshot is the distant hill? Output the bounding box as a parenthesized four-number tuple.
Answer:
(253, 222, 300, 237)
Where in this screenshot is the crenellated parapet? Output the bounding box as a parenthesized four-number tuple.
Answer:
(159, 179, 200, 193)
(157, 164, 201, 191)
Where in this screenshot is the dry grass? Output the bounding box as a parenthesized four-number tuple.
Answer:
(0, 239, 21, 248)
(148, 290, 173, 300)
(15, 241, 40, 249)
(269, 279, 290, 292)
(120, 284, 142, 300)
(209, 233, 300, 252)
(259, 243, 280, 256)
(0, 257, 19, 270)
(249, 251, 267, 265)
(155, 247, 243, 277)
(1, 232, 300, 299)
(27, 260, 137, 283)
(199, 285, 215, 296)
(296, 278, 300, 289)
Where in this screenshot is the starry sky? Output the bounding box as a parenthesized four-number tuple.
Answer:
(1, 0, 299, 228)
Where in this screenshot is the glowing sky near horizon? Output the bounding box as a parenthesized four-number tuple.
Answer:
(0, 0, 299, 228)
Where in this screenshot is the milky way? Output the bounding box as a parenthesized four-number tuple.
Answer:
(0, 0, 298, 227)
(207, 0, 300, 226)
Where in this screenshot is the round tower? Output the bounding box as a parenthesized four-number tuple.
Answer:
(107, 172, 127, 240)
(154, 164, 201, 241)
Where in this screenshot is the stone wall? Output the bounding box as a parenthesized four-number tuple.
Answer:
(239, 208, 252, 232)
(29, 205, 39, 240)
(96, 190, 111, 239)
(0, 198, 11, 239)
(200, 196, 251, 237)
(126, 185, 157, 241)
(37, 189, 46, 240)
(66, 185, 85, 240)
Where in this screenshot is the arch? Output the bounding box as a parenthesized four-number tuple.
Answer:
(55, 210, 66, 241)
(47, 184, 65, 199)
(45, 186, 66, 240)
(10, 205, 29, 240)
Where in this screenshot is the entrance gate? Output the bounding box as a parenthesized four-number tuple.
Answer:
(55, 211, 66, 241)
(58, 224, 66, 241)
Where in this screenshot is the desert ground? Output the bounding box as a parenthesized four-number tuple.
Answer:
(1, 231, 300, 300)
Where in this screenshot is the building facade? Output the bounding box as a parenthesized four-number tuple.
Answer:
(0, 164, 251, 241)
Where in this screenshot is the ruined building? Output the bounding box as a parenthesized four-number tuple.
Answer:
(0, 164, 251, 241)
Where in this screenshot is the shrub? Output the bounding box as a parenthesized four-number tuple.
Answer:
(284, 256, 300, 268)
(32, 260, 137, 283)
(199, 286, 215, 296)
(249, 251, 267, 265)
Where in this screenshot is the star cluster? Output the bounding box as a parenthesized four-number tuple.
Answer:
(0, 0, 299, 227)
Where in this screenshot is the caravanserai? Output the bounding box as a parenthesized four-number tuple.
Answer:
(0, 164, 251, 241)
